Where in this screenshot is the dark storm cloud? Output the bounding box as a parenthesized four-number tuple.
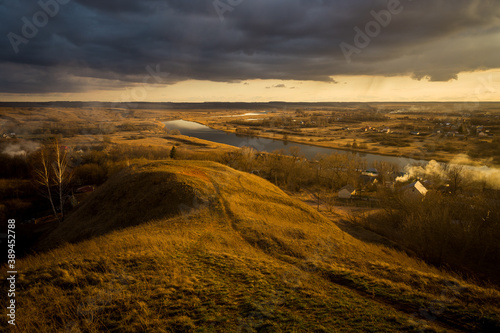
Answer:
(1, 0, 499, 93)
(73, 0, 157, 14)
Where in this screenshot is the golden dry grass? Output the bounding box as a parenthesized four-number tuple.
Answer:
(2, 160, 499, 332)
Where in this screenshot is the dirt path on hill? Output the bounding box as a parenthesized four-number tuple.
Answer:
(222, 186, 466, 332)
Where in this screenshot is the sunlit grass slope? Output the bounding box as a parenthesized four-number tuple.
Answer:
(2, 160, 500, 332)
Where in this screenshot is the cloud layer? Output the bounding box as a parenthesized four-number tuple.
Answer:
(1, 0, 499, 93)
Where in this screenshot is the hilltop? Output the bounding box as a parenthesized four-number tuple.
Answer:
(2, 160, 500, 332)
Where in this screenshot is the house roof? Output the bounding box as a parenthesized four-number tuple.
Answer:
(339, 185, 356, 193)
(401, 181, 427, 196)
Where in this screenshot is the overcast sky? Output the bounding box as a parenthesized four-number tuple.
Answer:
(0, 0, 499, 102)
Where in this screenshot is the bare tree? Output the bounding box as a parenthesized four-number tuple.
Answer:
(318, 153, 364, 190)
(264, 150, 284, 185)
(32, 139, 72, 222)
(446, 165, 465, 194)
(32, 148, 60, 222)
(52, 140, 72, 220)
(239, 146, 256, 171)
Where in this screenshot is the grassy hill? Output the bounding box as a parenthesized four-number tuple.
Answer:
(2, 160, 500, 332)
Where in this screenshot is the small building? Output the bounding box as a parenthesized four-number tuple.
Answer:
(401, 181, 427, 199)
(76, 185, 95, 193)
(360, 174, 377, 185)
(338, 185, 356, 199)
(362, 168, 379, 177)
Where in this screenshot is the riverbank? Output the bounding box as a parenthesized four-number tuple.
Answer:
(189, 119, 493, 168)
(172, 105, 499, 168)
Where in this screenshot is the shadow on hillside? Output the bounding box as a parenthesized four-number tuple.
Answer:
(333, 217, 406, 252)
(34, 167, 210, 252)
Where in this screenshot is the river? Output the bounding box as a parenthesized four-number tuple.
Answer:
(164, 120, 429, 169)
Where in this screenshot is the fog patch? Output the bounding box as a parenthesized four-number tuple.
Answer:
(2, 140, 41, 158)
(397, 154, 500, 190)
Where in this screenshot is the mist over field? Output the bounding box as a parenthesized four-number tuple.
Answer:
(1, 141, 40, 158)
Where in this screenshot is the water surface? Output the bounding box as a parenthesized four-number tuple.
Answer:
(164, 120, 426, 168)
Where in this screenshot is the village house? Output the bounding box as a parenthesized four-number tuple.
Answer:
(400, 181, 427, 200)
(338, 185, 356, 199)
(359, 174, 377, 186)
(478, 132, 488, 137)
(2, 133, 16, 139)
(362, 168, 379, 177)
(76, 185, 95, 194)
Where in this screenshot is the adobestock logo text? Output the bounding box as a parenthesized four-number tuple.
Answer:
(340, 0, 404, 64)
(7, 0, 71, 54)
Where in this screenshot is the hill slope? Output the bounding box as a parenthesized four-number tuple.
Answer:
(3, 160, 500, 332)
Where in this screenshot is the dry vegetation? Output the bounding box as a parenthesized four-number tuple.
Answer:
(357, 190, 500, 282)
(194, 103, 500, 166)
(1, 104, 500, 332)
(2, 102, 499, 165)
(2, 160, 500, 332)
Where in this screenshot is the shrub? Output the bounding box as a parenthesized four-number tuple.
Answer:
(73, 163, 108, 185)
(362, 190, 500, 280)
(0, 153, 30, 178)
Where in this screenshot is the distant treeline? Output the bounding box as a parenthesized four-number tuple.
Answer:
(4, 101, 498, 110)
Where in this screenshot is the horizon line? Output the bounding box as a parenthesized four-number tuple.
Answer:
(1, 100, 500, 104)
